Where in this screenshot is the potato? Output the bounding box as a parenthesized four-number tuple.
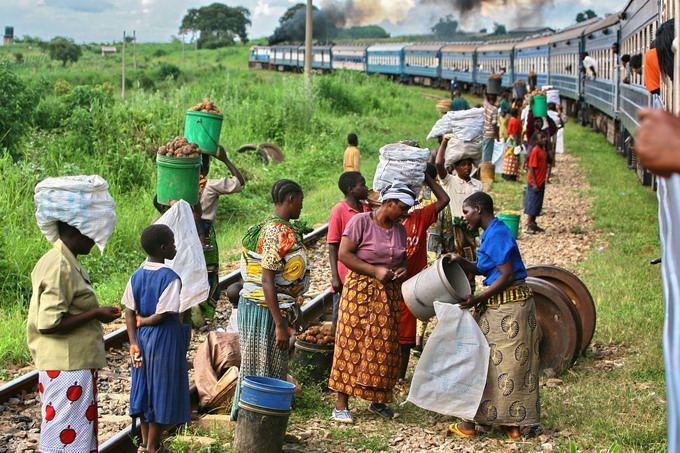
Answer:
(318, 339, 327, 345)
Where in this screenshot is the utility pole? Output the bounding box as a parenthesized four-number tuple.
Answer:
(304, 0, 313, 90)
(133, 30, 137, 69)
(122, 30, 126, 100)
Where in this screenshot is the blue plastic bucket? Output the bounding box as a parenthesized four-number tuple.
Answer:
(240, 376, 295, 411)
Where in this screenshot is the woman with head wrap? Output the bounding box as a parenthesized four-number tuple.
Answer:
(328, 182, 414, 423)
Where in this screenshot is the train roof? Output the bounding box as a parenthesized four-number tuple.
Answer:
(405, 42, 447, 51)
(367, 43, 411, 51)
(250, 46, 270, 50)
(441, 43, 479, 52)
(548, 17, 599, 44)
(514, 34, 554, 49)
(296, 45, 332, 50)
(332, 44, 370, 51)
(585, 13, 621, 34)
(270, 44, 301, 50)
(476, 40, 520, 52)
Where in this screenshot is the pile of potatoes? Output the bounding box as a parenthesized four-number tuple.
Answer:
(529, 89, 547, 96)
(489, 73, 503, 79)
(158, 137, 201, 157)
(189, 98, 223, 116)
(297, 325, 335, 346)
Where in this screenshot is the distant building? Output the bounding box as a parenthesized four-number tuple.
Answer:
(4, 26, 14, 45)
(101, 46, 117, 56)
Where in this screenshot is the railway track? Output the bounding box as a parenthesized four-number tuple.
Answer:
(0, 224, 332, 453)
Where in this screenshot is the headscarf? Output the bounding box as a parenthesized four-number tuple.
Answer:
(379, 182, 416, 207)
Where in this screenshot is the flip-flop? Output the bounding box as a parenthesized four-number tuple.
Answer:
(448, 422, 476, 438)
(284, 433, 302, 443)
(500, 426, 522, 439)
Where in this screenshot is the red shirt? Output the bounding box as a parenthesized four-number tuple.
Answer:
(528, 145, 548, 187)
(507, 117, 521, 139)
(403, 203, 438, 278)
(327, 200, 371, 288)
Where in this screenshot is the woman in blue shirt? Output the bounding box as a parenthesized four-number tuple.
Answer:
(445, 191, 540, 440)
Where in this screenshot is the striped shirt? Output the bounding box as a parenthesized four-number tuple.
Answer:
(483, 100, 499, 139)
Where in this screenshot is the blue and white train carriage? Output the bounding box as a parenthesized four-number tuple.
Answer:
(441, 43, 478, 89)
(404, 43, 444, 86)
(331, 45, 369, 72)
(475, 40, 518, 88)
(366, 43, 409, 81)
(514, 35, 552, 89)
(248, 46, 271, 69)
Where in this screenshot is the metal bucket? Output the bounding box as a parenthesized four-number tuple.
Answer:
(401, 258, 471, 321)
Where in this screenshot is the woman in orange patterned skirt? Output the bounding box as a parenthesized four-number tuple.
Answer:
(328, 182, 415, 423)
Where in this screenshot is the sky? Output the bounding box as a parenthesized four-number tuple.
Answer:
(1, 0, 624, 44)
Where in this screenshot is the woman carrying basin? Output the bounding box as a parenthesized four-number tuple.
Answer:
(445, 191, 540, 440)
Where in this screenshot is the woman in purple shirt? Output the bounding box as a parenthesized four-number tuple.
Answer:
(328, 182, 414, 423)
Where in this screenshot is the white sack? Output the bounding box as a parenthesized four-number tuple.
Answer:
(154, 200, 209, 312)
(34, 175, 116, 252)
(406, 302, 490, 419)
(427, 108, 484, 141)
(373, 143, 430, 196)
(492, 139, 505, 173)
(444, 133, 483, 168)
(546, 89, 560, 105)
(555, 128, 565, 154)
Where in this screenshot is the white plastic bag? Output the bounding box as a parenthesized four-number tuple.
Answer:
(492, 139, 505, 173)
(427, 108, 484, 141)
(444, 133, 482, 168)
(406, 302, 490, 419)
(154, 200, 209, 312)
(34, 175, 117, 252)
(373, 143, 430, 196)
(555, 128, 565, 154)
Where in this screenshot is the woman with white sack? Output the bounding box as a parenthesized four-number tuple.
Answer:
(444, 191, 540, 440)
(28, 175, 120, 452)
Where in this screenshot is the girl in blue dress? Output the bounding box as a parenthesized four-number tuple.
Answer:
(122, 224, 190, 453)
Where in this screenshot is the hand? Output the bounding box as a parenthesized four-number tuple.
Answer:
(635, 109, 680, 177)
(331, 275, 343, 294)
(532, 184, 540, 193)
(136, 314, 143, 328)
(459, 294, 479, 309)
(374, 267, 395, 283)
(275, 325, 290, 350)
(216, 144, 228, 162)
(393, 267, 408, 280)
(443, 253, 463, 263)
(97, 306, 121, 323)
(130, 344, 142, 368)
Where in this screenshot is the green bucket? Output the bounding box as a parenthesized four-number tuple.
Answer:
(184, 110, 223, 155)
(531, 95, 548, 117)
(498, 213, 521, 238)
(156, 154, 201, 205)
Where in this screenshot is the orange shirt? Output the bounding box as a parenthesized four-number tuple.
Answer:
(528, 145, 548, 187)
(644, 48, 661, 93)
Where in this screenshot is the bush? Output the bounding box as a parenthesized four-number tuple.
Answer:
(152, 49, 167, 58)
(157, 63, 181, 81)
(53, 78, 72, 96)
(0, 62, 37, 151)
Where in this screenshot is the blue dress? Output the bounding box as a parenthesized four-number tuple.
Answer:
(129, 266, 191, 424)
(476, 217, 527, 286)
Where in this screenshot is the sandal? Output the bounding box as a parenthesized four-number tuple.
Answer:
(448, 422, 476, 438)
(284, 432, 302, 443)
(500, 425, 522, 439)
(368, 403, 399, 419)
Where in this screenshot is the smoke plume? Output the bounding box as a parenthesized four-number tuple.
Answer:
(269, 8, 337, 45)
(421, 0, 553, 27)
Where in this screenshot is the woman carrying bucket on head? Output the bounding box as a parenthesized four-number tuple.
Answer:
(444, 191, 540, 440)
(230, 179, 310, 421)
(328, 182, 413, 424)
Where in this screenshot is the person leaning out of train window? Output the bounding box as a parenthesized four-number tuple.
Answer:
(580, 52, 597, 80)
(621, 54, 631, 84)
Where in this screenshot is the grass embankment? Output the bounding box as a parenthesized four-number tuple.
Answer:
(0, 47, 443, 367)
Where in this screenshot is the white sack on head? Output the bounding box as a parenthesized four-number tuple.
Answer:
(373, 143, 430, 196)
(154, 200, 209, 312)
(426, 107, 485, 141)
(444, 134, 483, 168)
(34, 175, 116, 252)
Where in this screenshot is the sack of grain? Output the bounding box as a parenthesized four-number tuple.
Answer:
(34, 175, 116, 252)
(427, 108, 484, 141)
(373, 143, 430, 196)
(444, 133, 483, 168)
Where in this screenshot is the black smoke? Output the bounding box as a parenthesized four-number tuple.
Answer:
(420, 0, 553, 26)
(269, 8, 338, 44)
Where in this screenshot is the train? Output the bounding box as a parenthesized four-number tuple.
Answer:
(250, 0, 677, 187)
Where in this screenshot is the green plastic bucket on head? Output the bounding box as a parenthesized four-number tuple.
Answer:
(498, 213, 521, 238)
(531, 95, 548, 117)
(184, 110, 223, 155)
(156, 154, 201, 205)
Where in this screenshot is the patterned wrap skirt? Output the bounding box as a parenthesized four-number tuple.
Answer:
(328, 271, 401, 403)
(230, 297, 289, 421)
(474, 297, 541, 426)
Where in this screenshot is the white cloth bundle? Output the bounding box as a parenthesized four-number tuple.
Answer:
(444, 133, 483, 168)
(154, 200, 209, 312)
(34, 175, 116, 252)
(373, 143, 430, 196)
(427, 108, 485, 141)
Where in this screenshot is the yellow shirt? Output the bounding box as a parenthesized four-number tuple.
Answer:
(27, 239, 105, 370)
(343, 146, 360, 172)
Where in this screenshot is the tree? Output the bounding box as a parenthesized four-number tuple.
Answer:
(479, 28, 488, 33)
(431, 15, 459, 40)
(180, 3, 251, 49)
(279, 3, 317, 24)
(576, 9, 597, 22)
(493, 22, 507, 35)
(47, 37, 82, 66)
(337, 25, 389, 40)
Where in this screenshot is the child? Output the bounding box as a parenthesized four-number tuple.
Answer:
(525, 131, 549, 233)
(343, 133, 361, 172)
(225, 281, 243, 334)
(122, 224, 190, 453)
(502, 108, 522, 181)
(328, 171, 370, 331)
